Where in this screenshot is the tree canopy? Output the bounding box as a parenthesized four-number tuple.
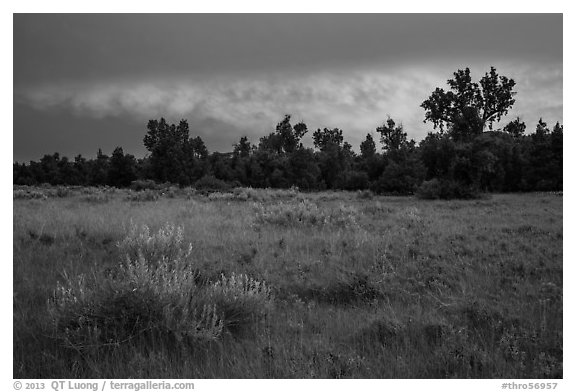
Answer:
(421, 67, 516, 141)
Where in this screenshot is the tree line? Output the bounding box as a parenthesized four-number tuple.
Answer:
(13, 67, 563, 197)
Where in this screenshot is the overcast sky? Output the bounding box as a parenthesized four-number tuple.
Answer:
(13, 14, 563, 162)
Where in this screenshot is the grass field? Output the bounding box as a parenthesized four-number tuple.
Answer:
(13, 186, 563, 378)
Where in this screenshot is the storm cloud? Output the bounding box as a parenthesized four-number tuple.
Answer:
(14, 14, 562, 162)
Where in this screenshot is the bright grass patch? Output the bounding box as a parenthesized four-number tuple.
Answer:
(252, 199, 359, 228)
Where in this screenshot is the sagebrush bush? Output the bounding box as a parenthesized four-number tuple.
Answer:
(48, 223, 273, 350)
(247, 186, 300, 201)
(82, 192, 111, 203)
(207, 192, 235, 201)
(252, 200, 359, 228)
(208, 273, 273, 334)
(48, 271, 223, 348)
(56, 186, 72, 198)
(117, 223, 192, 267)
(13, 189, 48, 200)
(207, 187, 301, 203)
(125, 189, 159, 202)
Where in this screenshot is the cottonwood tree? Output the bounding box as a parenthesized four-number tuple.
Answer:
(312, 127, 354, 188)
(376, 117, 407, 152)
(360, 133, 377, 159)
(312, 127, 344, 151)
(233, 136, 253, 158)
(108, 147, 137, 187)
(90, 149, 110, 186)
(259, 115, 308, 154)
(144, 118, 207, 185)
(421, 67, 516, 141)
(503, 117, 526, 138)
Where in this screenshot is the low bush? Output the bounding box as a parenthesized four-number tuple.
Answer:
(252, 200, 359, 228)
(416, 178, 481, 200)
(47, 223, 273, 351)
(357, 190, 374, 200)
(117, 223, 192, 267)
(207, 192, 235, 201)
(206, 187, 301, 203)
(208, 273, 273, 334)
(250, 186, 300, 201)
(55, 186, 72, 198)
(13, 189, 48, 200)
(130, 179, 158, 191)
(82, 192, 111, 203)
(194, 176, 235, 192)
(125, 190, 159, 202)
(48, 271, 223, 349)
(296, 272, 383, 305)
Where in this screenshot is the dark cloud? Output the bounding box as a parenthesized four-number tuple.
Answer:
(13, 102, 148, 162)
(14, 14, 562, 86)
(13, 14, 562, 162)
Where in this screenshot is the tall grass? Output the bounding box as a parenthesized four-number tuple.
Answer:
(13, 187, 563, 378)
(252, 200, 359, 228)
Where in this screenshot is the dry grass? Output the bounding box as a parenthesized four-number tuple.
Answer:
(13, 187, 562, 378)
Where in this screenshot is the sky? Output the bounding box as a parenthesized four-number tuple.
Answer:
(13, 14, 563, 162)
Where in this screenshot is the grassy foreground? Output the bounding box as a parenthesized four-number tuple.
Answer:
(13, 186, 562, 378)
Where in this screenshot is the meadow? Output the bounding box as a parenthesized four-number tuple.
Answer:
(13, 185, 563, 378)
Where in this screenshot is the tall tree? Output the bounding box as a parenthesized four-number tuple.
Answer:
(376, 117, 407, 152)
(90, 149, 110, 186)
(421, 67, 516, 140)
(257, 115, 307, 155)
(276, 115, 308, 154)
(503, 117, 526, 138)
(360, 133, 377, 159)
(233, 136, 253, 158)
(108, 147, 137, 187)
(143, 118, 200, 184)
(312, 127, 344, 151)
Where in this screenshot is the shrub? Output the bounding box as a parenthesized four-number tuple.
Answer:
(207, 192, 235, 201)
(55, 186, 71, 198)
(371, 161, 423, 195)
(415, 178, 443, 199)
(48, 272, 223, 349)
(416, 178, 481, 200)
(48, 223, 273, 350)
(206, 187, 301, 203)
(194, 175, 233, 192)
(130, 179, 158, 191)
(252, 200, 359, 228)
(82, 192, 111, 203)
(162, 186, 181, 198)
(296, 271, 383, 305)
(357, 190, 374, 200)
(125, 190, 159, 202)
(117, 223, 192, 267)
(13, 189, 47, 200)
(208, 273, 273, 334)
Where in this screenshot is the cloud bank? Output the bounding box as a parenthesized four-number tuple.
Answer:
(16, 63, 562, 152)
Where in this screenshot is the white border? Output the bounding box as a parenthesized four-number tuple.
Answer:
(4, 2, 572, 390)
